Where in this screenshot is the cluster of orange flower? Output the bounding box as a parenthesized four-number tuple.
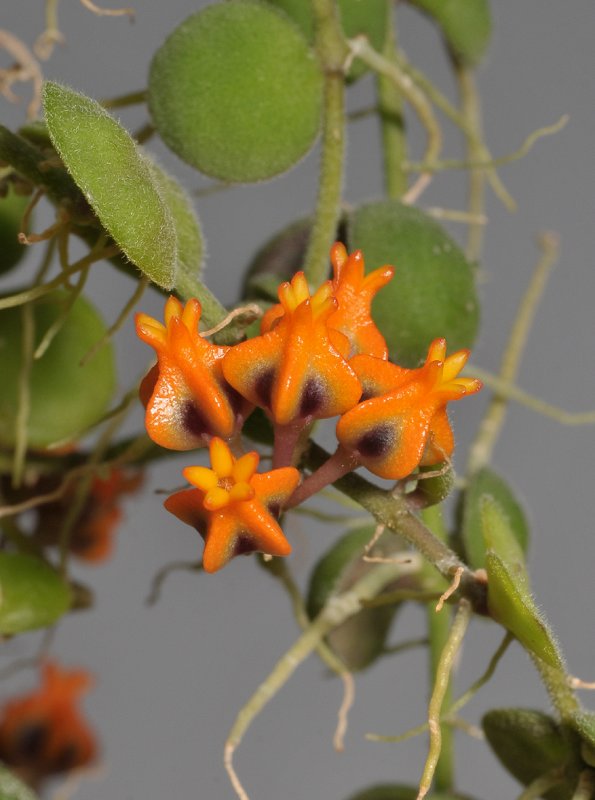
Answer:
(0, 662, 96, 789)
(136, 244, 482, 573)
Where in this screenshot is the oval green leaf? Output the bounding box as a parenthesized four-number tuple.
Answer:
(0, 290, 115, 448)
(482, 708, 580, 800)
(149, 1, 323, 182)
(307, 526, 402, 671)
(485, 551, 561, 669)
(408, 0, 492, 66)
(144, 156, 205, 298)
(0, 553, 71, 634)
(0, 765, 40, 800)
(265, 0, 389, 80)
(0, 186, 29, 275)
(43, 81, 177, 288)
(348, 200, 479, 367)
(460, 468, 529, 570)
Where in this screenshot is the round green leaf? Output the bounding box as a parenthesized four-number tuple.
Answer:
(408, 0, 492, 66)
(0, 553, 71, 634)
(43, 81, 177, 289)
(265, 0, 389, 80)
(0, 186, 29, 275)
(460, 468, 529, 570)
(348, 200, 479, 367)
(0, 290, 115, 448)
(482, 708, 580, 800)
(148, 1, 323, 182)
(307, 526, 402, 671)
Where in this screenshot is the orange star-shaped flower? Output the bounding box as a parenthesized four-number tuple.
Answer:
(136, 297, 251, 450)
(336, 338, 482, 479)
(222, 272, 361, 426)
(327, 242, 394, 359)
(0, 661, 97, 780)
(164, 438, 300, 573)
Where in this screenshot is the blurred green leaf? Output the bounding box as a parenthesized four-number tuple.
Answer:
(43, 81, 177, 288)
(0, 186, 29, 276)
(265, 0, 389, 80)
(307, 526, 403, 671)
(408, 0, 492, 66)
(149, 1, 323, 182)
(460, 468, 529, 570)
(0, 553, 71, 634)
(483, 708, 580, 800)
(348, 200, 479, 367)
(0, 290, 115, 448)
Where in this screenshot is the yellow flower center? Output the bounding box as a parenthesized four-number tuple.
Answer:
(183, 438, 259, 511)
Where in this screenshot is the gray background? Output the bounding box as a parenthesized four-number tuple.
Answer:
(2, 2, 595, 799)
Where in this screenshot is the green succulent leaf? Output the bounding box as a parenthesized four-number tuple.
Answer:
(408, 0, 492, 66)
(0, 553, 71, 634)
(485, 550, 561, 669)
(149, 1, 323, 182)
(307, 526, 403, 671)
(460, 468, 529, 570)
(43, 81, 178, 288)
(0, 290, 115, 449)
(570, 712, 595, 768)
(348, 200, 479, 367)
(482, 708, 580, 800)
(144, 157, 205, 298)
(265, 0, 389, 80)
(0, 764, 40, 800)
(0, 186, 29, 275)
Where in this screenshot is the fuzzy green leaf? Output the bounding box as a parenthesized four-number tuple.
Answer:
(0, 290, 115, 448)
(482, 708, 580, 800)
(460, 468, 529, 570)
(43, 81, 177, 288)
(149, 1, 323, 182)
(144, 157, 205, 298)
(0, 553, 71, 634)
(348, 200, 479, 367)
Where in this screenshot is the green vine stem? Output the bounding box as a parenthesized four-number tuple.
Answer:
(304, 443, 487, 612)
(224, 560, 408, 800)
(302, 0, 349, 287)
(12, 302, 35, 488)
(417, 599, 472, 800)
(393, 49, 515, 212)
(465, 365, 595, 426)
(376, 3, 407, 198)
(516, 771, 565, 800)
(467, 231, 560, 474)
(455, 64, 486, 263)
(349, 36, 441, 203)
(422, 505, 454, 793)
